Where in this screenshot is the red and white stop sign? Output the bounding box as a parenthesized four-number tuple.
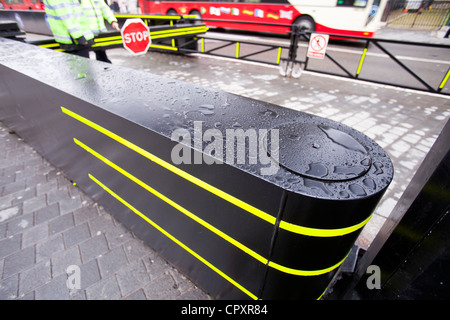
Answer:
(121, 19, 151, 56)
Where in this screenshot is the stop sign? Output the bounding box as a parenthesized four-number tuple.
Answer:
(121, 19, 151, 56)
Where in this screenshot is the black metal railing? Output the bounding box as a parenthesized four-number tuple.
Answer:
(294, 28, 450, 95)
(177, 25, 450, 96)
(5, 10, 448, 96)
(384, 0, 450, 29)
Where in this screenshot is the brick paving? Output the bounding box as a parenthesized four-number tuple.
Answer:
(0, 125, 210, 300)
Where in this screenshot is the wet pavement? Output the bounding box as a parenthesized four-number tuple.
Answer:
(0, 122, 211, 300)
(0, 27, 449, 300)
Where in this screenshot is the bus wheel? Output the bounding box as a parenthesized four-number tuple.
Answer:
(189, 10, 202, 24)
(167, 9, 177, 15)
(292, 15, 316, 36)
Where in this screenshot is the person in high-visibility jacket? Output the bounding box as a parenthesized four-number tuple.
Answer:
(44, 0, 121, 62)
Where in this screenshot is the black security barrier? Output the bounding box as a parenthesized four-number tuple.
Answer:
(0, 21, 25, 39)
(0, 10, 201, 36)
(327, 119, 450, 300)
(0, 9, 50, 35)
(0, 10, 207, 53)
(0, 38, 393, 299)
(30, 23, 208, 54)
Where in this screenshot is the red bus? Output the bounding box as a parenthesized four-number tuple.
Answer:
(137, 0, 387, 37)
(0, 0, 44, 10)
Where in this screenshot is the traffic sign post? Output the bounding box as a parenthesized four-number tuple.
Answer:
(121, 19, 151, 56)
(307, 33, 329, 59)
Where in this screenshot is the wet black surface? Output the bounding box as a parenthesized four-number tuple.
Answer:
(0, 37, 393, 200)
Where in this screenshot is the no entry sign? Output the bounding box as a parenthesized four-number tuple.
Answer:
(121, 19, 151, 56)
(307, 33, 329, 59)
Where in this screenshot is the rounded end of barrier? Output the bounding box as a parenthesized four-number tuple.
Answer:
(261, 117, 393, 201)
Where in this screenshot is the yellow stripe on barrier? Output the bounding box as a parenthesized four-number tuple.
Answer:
(268, 251, 350, 276)
(439, 67, 450, 90)
(74, 138, 268, 266)
(150, 44, 178, 51)
(92, 41, 180, 51)
(92, 40, 123, 48)
(356, 47, 368, 76)
(61, 107, 277, 226)
(73, 138, 346, 277)
(115, 14, 197, 20)
(152, 26, 207, 34)
(61, 107, 371, 238)
(236, 42, 240, 59)
(279, 214, 373, 238)
(276, 47, 282, 65)
(151, 26, 208, 38)
(39, 43, 60, 48)
(88, 173, 258, 300)
(94, 35, 122, 43)
(39, 26, 207, 51)
(151, 30, 208, 40)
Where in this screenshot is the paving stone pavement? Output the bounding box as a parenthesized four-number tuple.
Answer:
(0, 124, 211, 300)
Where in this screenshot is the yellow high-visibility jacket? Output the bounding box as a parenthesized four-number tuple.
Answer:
(44, 0, 117, 45)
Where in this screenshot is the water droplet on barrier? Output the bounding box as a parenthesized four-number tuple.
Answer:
(275, 176, 284, 182)
(363, 178, 376, 190)
(373, 162, 384, 175)
(334, 165, 366, 176)
(304, 179, 332, 195)
(319, 125, 367, 155)
(287, 178, 300, 184)
(200, 104, 215, 110)
(339, 191, 350, 199)
(305, 163, 328, 178)
(260, 109, 278, 118)
(196, 104, 215, 116)
(349, 184, 367, 196)
(199, 109, 215, 116)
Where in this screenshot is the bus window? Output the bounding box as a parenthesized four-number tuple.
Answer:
(5, 0, 26, 5)
(0, 0, 44, 10)
(337, 0, 368, 7)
